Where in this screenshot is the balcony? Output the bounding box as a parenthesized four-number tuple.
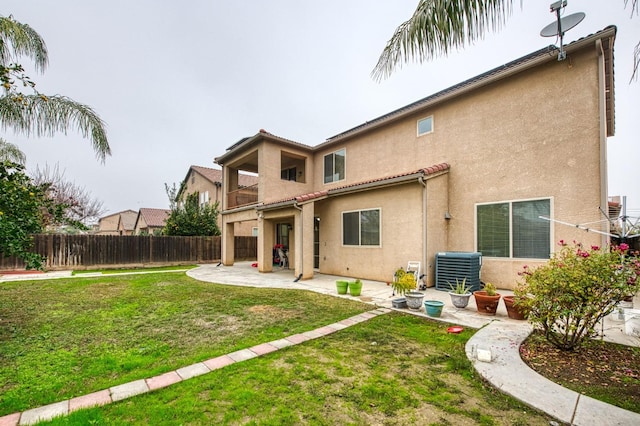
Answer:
(227, 184, 258, 209)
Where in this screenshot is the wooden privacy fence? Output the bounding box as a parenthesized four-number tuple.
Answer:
(0, 234, 257, 271)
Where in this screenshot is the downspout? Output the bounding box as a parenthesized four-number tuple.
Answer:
(596, 38, 609, 246)
(293, 202, 303, 280)
(418, 176, 427, 286)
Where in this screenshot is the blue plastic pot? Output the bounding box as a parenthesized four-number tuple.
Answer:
(424, 300, 445, 317)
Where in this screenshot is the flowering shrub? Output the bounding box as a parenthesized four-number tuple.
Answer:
(515, 241, 640, 351)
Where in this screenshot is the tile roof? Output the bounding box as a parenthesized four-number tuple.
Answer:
(138, 208, 171, 228)
(258, 163, 450, 209)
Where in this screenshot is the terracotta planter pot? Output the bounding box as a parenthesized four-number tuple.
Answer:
(502, 295, 527, 320)
(473, 291, 501, 315)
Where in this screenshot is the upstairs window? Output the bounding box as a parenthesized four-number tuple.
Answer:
(476, 198, 551, 259)
(324, 148, 345, 184)
(417, 116, 433, 136)
(281, 167, 297, 181)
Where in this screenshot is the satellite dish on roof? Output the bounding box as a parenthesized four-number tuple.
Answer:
(540, 12, 585, 37)
(539, 1, 586, 61)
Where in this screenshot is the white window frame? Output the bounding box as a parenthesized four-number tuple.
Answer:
(475, 197, 553, 260)
(417, 115, 434, 136)
(323, 148, 346, 184)
(341, 208, 382, 247)
(199, 191, 210, 207)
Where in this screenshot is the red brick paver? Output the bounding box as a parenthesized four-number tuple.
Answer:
(69, 390, 112, 412)
(0, 413, 19, 426)
(203, 355, 235, 370)
(146, 371, 182, 391)
(250, 343, 279, 356)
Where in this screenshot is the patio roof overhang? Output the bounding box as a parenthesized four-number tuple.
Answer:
(256, 163, 450, 212)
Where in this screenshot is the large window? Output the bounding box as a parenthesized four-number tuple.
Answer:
(324, 149, 345, 184)
(477, 199, 550, 259)
(343, 209, 380, 246)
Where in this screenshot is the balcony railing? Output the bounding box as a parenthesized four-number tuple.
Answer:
(227, 184, 258, 209)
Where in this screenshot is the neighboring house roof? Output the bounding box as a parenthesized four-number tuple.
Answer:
(324, 26, 616, 145)
(136, 208, 171, 228)
(178, 166, 259, 200)
(257, 163, 450, 210)
(98, 209, 137, 231)
(118, 210, 138, 231)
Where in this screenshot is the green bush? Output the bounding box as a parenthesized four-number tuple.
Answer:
(515, 241, 640, 351)
(391, 268, 417, 296)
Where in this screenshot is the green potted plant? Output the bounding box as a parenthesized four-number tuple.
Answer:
(392, 268, 423, 310)
(391, 268, 417, 308)
(447, 278, 472, 309)
(473, 282, 501, 315)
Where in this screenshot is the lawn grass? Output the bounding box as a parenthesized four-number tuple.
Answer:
(0, 273, 369, 416)
(72, 265, 199, 275)
(42, 313, 551, 425)
(1, 273, 557, 425)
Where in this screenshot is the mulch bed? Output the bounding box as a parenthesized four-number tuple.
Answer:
(520, 331, 640, 412)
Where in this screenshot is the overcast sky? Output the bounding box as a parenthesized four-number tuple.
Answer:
(3, 1, 639, 221)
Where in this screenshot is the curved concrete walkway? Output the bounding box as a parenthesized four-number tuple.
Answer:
(1, 263, 639, 425)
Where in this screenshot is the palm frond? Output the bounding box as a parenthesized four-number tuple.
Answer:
(0, 137, 26, 164)
(0, 15, 48, 71)
(372, 0, 514, 81)
(0, 94, 111, 161)
(624, 0, 639, 82)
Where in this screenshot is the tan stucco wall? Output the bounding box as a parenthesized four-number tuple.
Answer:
(97, 215, 119, 234)
(260, 142, 314, 204)
(220, 45, 608, 289)
(314, 184, 425, 281)
(312, 47, 604, 288)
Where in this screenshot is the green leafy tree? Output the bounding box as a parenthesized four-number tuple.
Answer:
(0, 14, 110, 161)
(0, 161, 65, 269)
(372, 0, 639, 82)
(515, 241, 640, 351)
(164, 192, 220, 236)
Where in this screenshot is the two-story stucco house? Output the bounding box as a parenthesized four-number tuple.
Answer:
(214, 27, 616, 289)
(177, 165, 258, 236)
